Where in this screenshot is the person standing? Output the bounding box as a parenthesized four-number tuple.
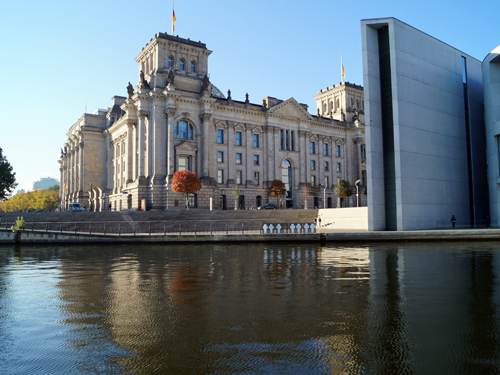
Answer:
(451, 215, 456, 229)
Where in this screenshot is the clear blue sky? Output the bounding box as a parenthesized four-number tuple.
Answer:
(0, 0, 498, 193)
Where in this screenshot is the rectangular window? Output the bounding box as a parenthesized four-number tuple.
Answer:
(361, 145, 366, 160)
(217, 129, 224, 144)
(285, 130, 289, 150)
(280, 130, 284, 150)
(324, 144, 329, 156)
(178, 156, 191, 171)
(254, 172, 259, 185)
(291, 131, 294, 151)
(236, 131, 242, 146)
(324, 161, 329, 171)
(362, 171, 366, 186)
(217, 151, 223, 163)
(311, 175, 316, 187)
(310, 141, 316, 154)
(311, 160, 316, 170)
(336, 145, 341, 157)
(236, 170, 242, 185)
(253, 134, 260, 148)
(324, 176, 329, 188)
(217, 169, 224, 184)
(254, 155, 259, 166)
(236, 153, 242, 164)
(337, 162, 341, 172)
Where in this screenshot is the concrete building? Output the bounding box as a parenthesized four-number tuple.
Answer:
(483, 46, 500, 227)
(59, 33, 366, 211)
(361, 18, 488, 231)
(33, 177, 59, 191)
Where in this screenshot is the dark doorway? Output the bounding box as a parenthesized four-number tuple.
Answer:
(256, 195, 262, 208)
(219, 195, 227, 210)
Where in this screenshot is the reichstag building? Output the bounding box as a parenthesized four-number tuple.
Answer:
(59, 32, 365, 211)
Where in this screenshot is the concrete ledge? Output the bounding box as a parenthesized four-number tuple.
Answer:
(3, 228, 500, 245)
(0, 229, 320, 244)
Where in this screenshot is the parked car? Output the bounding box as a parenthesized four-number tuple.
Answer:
(259, 204, 277, 210)
(68, 202, 84, 212)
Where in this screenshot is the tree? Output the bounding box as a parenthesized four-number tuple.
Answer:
(268, 179, 286, 204)
(0, 148, 17, 200)
(232, 186, 241, 210)
(171, 170, 202, 209)
(334, 178, 353, 207)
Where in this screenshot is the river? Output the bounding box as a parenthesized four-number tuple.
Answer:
(0, 241, 499, 374)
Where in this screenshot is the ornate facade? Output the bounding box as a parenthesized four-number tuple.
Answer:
(59, 33, 365, 211)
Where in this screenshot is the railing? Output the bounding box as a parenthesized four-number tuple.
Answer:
(0, 220, 317, 236)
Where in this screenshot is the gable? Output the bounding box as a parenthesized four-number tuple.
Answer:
(267, 98, 312, 120)
(175, 141, 198, 152)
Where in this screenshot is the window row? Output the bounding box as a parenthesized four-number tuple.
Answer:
(310, 142, 342, 157)
(168, 57, 196, 72)
(217, 170, 260, 186)
(311, 161, 341, 172)
(280, 130, 295, 151)
(217, 129, 260, 147)
(217, 151, 260, 165)
(310, 176, 332, 188)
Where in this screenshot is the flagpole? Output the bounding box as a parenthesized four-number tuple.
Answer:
(341, 55, 344, 84)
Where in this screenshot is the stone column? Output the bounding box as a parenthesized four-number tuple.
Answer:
(304, 132, 311, 186)
(166, 108, 176, 181)
(127, 121, 135, 183)
(318, 136, 324, 189)
(79, 141, 84, 193)
(227, 121, 234, 183)
(152, 101, 166, 182)
(137, 111, 147, 178)
(200, 113, 212, 179)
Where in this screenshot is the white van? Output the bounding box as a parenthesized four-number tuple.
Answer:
(68, 202, 84, 212)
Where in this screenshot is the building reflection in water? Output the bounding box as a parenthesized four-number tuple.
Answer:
(1, 242, 499, 374)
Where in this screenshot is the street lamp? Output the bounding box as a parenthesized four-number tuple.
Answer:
(355, 180, 361, 207)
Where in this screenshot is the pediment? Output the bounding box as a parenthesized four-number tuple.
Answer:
(267, 98, 312, 120)
(175, 141, 198, 152)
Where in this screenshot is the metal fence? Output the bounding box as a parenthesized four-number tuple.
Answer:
(0, 220, 317, 236)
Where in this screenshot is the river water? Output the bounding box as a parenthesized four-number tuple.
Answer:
(0, 241, 499, 374)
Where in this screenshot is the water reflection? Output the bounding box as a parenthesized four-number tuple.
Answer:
(0, 242, 499, 374)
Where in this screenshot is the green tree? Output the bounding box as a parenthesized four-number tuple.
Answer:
(334, 178, 353, 198)
(334, 178, 353, 207)
(48, 184, 59, 191)
(0, 148, 17, 200)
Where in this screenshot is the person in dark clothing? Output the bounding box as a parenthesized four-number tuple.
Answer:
(451, 215, 456, 228)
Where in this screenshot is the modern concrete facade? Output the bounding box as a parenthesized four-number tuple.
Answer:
(361, 18, 488, 231)
(59, 33, 366, 212)
(483, 46, 500, 227)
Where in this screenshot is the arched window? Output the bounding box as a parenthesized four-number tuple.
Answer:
(168, 56, 173, 68)
(356, 99, 360, 108)
(174, 120, 194, 140)
(281, 159, 292, 194)
(180, 59, 185, 70)
(351, 98, 354, 107)
(191, 61, 196, 73)
(336, 98, 339, 108)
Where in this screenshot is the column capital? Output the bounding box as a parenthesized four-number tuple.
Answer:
(138, 110, 150, 118)
(200, 112, 212, 122)
(165, 107, 176, 117)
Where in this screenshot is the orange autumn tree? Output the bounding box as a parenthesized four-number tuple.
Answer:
(268, 179, 286, 204)
(171, 170, 202, 209)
